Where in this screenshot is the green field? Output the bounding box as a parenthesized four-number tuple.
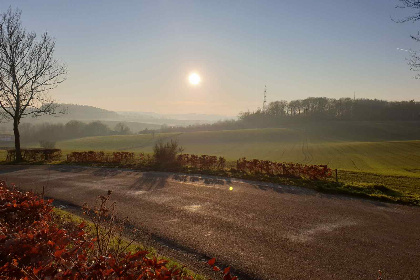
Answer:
(1, 121, 417, 204)
(56, 121, 420, 178)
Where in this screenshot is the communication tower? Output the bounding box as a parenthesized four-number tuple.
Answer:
(263, 85, 267, 110)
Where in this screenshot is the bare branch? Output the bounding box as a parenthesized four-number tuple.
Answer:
(0, 7, 66, 161)
(0, 7, 66, 122)
(394, 1, 420, 78)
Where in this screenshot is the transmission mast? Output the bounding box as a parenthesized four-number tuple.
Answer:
(263, 85, 267, 110)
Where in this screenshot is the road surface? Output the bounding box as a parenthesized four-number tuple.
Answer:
(1, 165, 419, 279)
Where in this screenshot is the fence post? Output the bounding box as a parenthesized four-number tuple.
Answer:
(335, 169, 338, 183)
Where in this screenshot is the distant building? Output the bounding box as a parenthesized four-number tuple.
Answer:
(0, 134, 13, 142)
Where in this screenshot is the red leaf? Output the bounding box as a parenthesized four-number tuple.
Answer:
(33, 266, 42, 275)
(157, 259, 168, 266)
(207, 258, 216, 266)
(223, 266, 231, 274)
(224, 275, 232, 280)
(54, 248, 65, 258)
(213, 266, 220, 272)
(30, 246, 39, 254)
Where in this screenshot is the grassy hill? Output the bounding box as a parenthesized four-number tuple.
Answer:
(57, 121, 420, 177)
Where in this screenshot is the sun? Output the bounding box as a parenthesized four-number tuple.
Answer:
(188, 73, 201, 85)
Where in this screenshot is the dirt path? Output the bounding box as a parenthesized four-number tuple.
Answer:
(1, 165, 419, 280)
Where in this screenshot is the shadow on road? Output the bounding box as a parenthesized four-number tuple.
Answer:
(316, 192, 392, 207)
(48, 165, 126, 177)
(0, 165, 29, 174)
(48, 165, 89, 173)
(249, 181, 317, 196)
(129, 172, 171, 191)
(92, 168, 124, 177)
(172, 174, 232, 186)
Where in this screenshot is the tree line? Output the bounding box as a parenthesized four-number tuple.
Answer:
(241, 97, 419, 122)
(158, 97, 420, 133)
(20, 121, 131, 143)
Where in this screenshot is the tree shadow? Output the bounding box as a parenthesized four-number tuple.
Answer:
(172, 173, 232, 186)
(92, 168, 123, 177)
(128, 172, 170, 191)
(48, 165, 125, 177)
(48, 165, 89, 173)
(249, 181, 317, 196)
(0, 165, 29, 174)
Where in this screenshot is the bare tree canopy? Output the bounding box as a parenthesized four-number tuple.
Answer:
(0, 7, 66, 161)
(395, 1, 420, 76)
(395, 1, 420, 22)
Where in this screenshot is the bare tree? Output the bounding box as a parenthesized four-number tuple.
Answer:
(394, 1, 420, 77)
(0, 8, 66, 161)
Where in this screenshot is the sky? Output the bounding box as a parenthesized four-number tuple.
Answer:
(0, 0, 419, 116)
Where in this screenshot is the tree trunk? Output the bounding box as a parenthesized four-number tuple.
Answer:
(13, 118, 22, 162)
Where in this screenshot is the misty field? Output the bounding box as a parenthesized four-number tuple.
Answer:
(2, 121, 419, 203)
(55, 122, 420, 178)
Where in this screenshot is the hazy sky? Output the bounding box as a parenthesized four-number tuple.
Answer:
(1, 0, 419, 115)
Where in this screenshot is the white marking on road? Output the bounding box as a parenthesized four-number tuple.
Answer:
(165, 218, 179, 223)
(128, 190, 147, 195)
(287, 220, 357, 243)
(184, 204, 202, 212)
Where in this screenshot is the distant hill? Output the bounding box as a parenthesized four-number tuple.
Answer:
(57, 104, 121, 120)
(1, 104, 121, 125)
(29, 104, 230, 125)
(118, 112, 236, 122)
(0, 104, 230, 134)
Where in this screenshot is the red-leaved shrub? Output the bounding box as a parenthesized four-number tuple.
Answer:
(0, 182, 199, 279)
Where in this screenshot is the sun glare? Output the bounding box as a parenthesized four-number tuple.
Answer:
(188, 73, 201, 85)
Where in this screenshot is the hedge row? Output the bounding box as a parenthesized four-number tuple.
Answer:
(65, 151, 332, 181)
(6, 148, 62, 162)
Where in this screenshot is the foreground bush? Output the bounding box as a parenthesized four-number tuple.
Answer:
(0, 182, 195, 279)
(0, 182, 239, 280)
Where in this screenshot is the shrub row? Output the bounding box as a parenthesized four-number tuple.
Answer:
(67, 151, 135, 163)
(177, 154, 226, 170)
(66, 150, 332, 180)
(6, 148, 62, 162)
(236, 157, 332, 180)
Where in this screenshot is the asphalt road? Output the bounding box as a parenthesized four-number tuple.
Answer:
(1, 165, 419, 280)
